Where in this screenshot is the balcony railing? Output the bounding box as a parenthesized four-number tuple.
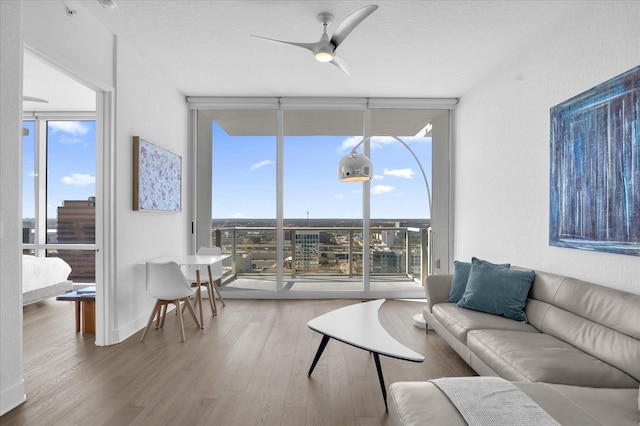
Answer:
(212, 226, 429, 286)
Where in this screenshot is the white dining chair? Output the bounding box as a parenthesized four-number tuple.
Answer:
(184, 247, 226, 316)
(140, 261, 201, 342)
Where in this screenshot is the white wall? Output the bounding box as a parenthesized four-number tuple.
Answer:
(111, 37, 189, 342)
(0, 0, 26, 416)
(1, 1, 189, 414)
(455, 1, 640, 294)
(19, 1, 189, 345)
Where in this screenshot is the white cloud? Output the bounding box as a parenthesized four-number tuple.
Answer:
(339, 135, 429, 152)
(61, 173, 95, 186)
(372, 174, 384, 180)
(371, 184, 395, 194)
(230, 212, 245, 218)
(384, 168, 415, 179)
(335, 194, 344, 199)
(339, 136, 363, 152)
(28, 171, 36, 177)
(250, 160, 274, 171)
(48, 121, 90, 137)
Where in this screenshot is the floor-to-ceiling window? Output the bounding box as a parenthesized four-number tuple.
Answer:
(193, 98, 454, 298)
(206, 108, 278, 290)
(283, 107, 365, 285)
(22, 115, 97, 283)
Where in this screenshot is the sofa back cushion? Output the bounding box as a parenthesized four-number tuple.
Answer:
(525, 270, 640, 383)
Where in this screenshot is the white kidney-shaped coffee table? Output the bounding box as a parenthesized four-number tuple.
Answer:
(307, 299, 424, 411)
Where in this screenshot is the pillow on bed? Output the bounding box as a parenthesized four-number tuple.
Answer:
(457, 259, 534, 322)
(446, 257, 510, 303)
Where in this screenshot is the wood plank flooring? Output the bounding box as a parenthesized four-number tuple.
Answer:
(2, 298, 476, 425)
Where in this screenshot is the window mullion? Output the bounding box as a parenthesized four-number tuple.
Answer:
(36, 118, 47, 256)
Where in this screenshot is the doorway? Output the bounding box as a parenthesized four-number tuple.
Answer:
(22, 48, 105, 342)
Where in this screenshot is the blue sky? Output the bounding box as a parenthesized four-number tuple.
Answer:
(211, 123, 432, 219)
(22, 120, 96, 219)
(22, 120, 431, 220)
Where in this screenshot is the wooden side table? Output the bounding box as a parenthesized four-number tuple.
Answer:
(56, 287, 96, 333)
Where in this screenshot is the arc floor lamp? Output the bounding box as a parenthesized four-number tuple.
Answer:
(338, 134, 432, 328)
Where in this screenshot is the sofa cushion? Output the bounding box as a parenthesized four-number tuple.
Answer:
(525, 270, 640, 340)
(388, 381, 467, 426)
(531, 303, 640, 383)
(467, 329, 640, 388)
(458, 261, 535, 322)
(388, 381, 640, 426)
(432, 303, 538, 345)
(517, 383, 640, 426)
(447, 258, 510, 303)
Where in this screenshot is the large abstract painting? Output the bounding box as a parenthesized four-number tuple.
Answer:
(550, 66, 639, 256)
(133, 136, 182, 212)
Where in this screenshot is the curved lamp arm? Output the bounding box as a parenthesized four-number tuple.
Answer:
(338, 134, 432, 215)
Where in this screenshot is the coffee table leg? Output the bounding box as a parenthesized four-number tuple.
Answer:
(373, 353, 388, 412)
(308, 334, 330, 377)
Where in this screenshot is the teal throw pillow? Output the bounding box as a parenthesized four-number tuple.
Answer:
(446, 257, 510, 303)
(457, 260, 535, 322)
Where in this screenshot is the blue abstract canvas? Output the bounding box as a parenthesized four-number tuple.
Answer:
(550, 66, 639, 256)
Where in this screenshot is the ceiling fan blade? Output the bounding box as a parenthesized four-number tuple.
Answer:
(330, 55, 351, 76)
(23, 96, 49, 103)
(250, 35, 319, 54)
(330, 4, 378, 49)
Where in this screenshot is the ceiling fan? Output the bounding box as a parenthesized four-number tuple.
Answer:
(23, 96, 48, 103)
(250, 4, 378, 76)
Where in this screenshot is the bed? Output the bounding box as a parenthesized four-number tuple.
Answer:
(22, 255, 73, 305)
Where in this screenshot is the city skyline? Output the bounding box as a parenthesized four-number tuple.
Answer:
(22, 120, 432, 220)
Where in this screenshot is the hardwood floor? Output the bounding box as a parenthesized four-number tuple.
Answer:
(3, 298, 476, 425)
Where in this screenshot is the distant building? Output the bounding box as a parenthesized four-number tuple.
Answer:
(237, 252, 253, 273)
(380, 230, 396, 247)
(22, 220, 35, 246)
(371, 249, 404, 273)
(295, 231, 319, 273)
(57, 197, 96, 282)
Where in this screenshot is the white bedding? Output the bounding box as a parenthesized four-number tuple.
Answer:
(22, 255, 72, 293)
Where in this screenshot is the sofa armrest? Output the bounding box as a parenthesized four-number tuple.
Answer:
(425, 274, 453, 313)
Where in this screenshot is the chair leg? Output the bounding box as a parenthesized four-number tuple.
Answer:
(182, 297, 201, 329)
(141, 300, 161, 342)
(181, 289, 196, 314)
(206, 282, 216, 314)
(159, 303, 168, 329)
(212, 280, 225, 307)
(175, 300, 186, 342)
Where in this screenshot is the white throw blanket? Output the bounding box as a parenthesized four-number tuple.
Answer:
(430, 377, 560, 426)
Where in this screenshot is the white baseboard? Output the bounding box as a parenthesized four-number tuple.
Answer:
(0, 379, 26, 416)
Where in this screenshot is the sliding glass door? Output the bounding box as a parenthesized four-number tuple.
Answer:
(193, 98, 454, 297)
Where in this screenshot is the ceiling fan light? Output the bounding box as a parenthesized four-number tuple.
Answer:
(98, 0, 117, 10)
(315, 51, 334, 63)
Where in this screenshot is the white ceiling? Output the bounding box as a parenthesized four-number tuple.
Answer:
(23, 50, 95, 112)
(23, 0, 578, 113)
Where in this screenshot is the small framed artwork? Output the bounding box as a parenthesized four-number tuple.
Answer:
(549, 66, 639, 256)
(132, 136, 182, 212)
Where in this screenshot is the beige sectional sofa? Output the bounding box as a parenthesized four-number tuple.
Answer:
(389, 266, 640, 425)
